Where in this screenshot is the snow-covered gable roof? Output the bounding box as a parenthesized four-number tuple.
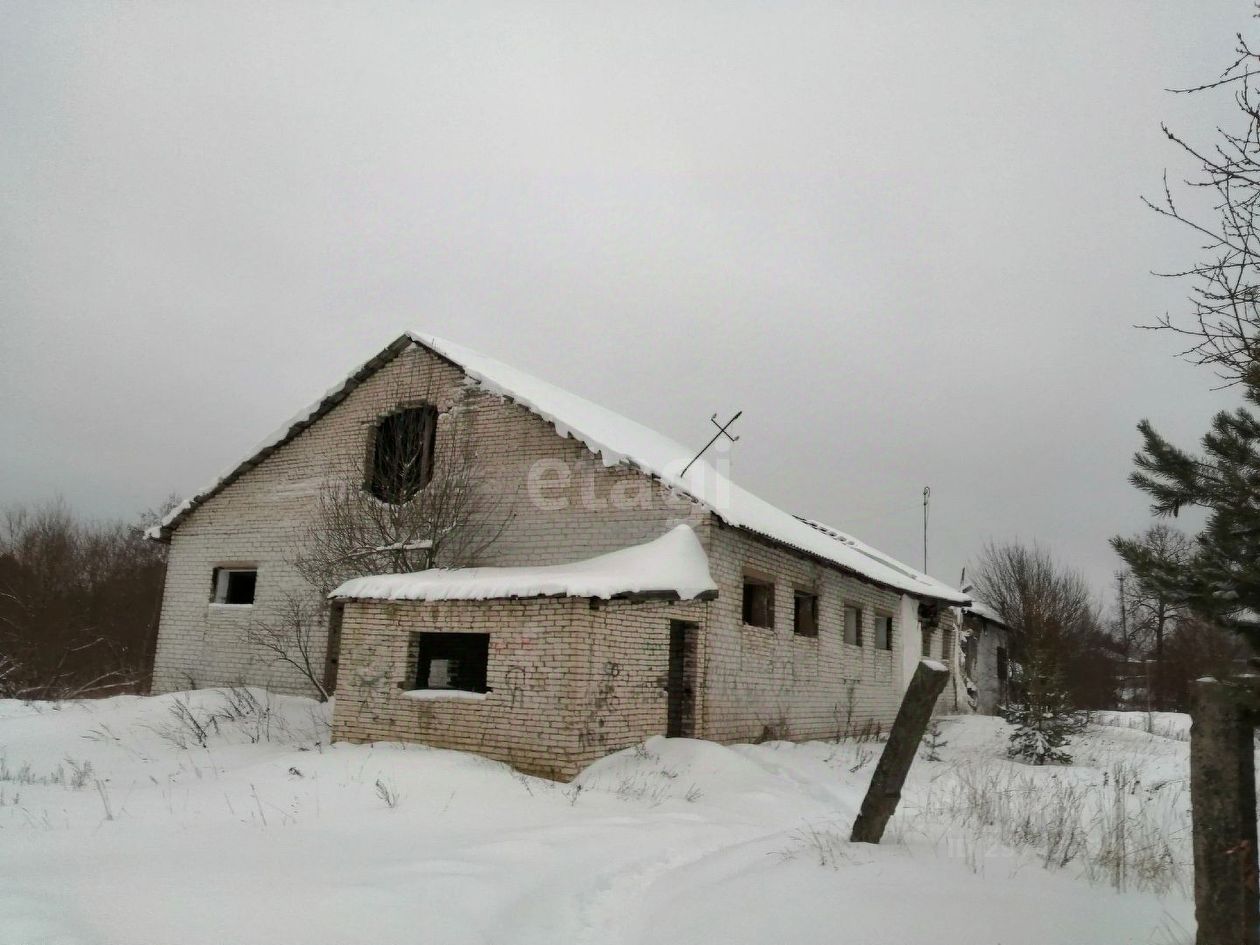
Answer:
(330, 524, 717, 603)
(152, 331, 969, 605)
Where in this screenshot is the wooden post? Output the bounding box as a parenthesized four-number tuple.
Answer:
(851, 659, 949, 844)
(1190, 678, 1259, 945)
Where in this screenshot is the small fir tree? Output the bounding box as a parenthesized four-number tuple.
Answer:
(1002, 649, 1085, 765)
(920, 720, 948, 762)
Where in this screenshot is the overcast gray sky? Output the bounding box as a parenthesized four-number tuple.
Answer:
(2, 2, 1253, 604)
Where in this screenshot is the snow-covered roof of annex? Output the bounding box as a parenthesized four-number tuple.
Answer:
(330, 524, 718, 603)
(151, 331, 969, 606)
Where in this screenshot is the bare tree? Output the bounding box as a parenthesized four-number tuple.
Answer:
(1143, 23, 1260, 385)
(973, 541, 1106, 761)
(245, 366, 513, 697)
(972, 541, 1112, 709)
(293, 384, 513, 595)
(243, 592, 331, 701)
(1111, 524, 1194, 709)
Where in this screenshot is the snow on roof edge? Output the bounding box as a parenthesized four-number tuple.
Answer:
(410, 332, 968, 605)
(153, 330, 968, 605)
(147, 336, 415, 541)
(330, 524, 718, 603)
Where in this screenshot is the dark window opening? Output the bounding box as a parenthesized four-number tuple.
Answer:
(793, 591, 819, 637)
(369, 405, 438, 504)
(414, 632, 489, 693)
(996, 646, 1009, 681)
(212, 568, 257, 605)
(742, 577, 775, 628)
(844, 605, 864, 646)
(922, 626, 933, 657)
(874, 614, 893, 650)
(941, 628, 954, 661)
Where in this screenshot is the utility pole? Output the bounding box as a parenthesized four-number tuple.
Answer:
(922, 486, 930, 573)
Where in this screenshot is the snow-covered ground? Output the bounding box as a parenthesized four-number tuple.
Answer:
(0, 690, 1199, 945)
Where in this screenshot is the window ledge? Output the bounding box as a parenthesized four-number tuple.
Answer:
(400, 689, 488, 702)
(208, 603, 254, 610)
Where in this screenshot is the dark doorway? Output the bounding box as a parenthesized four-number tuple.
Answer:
(666, 620, 698, 738)
(322, 603, 344, 696)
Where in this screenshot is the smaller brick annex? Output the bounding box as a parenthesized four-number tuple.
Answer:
(329, 526, 717, 780)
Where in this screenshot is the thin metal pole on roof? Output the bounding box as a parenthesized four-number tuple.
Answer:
(680, 411, 742, 479)
(922, 486, 931, 573)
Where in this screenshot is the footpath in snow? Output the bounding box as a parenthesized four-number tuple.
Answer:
(0, 690, 1199, 945)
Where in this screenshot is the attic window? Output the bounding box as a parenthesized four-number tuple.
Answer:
(415, 633, 489, 693)
(742, 576, 775, 628)
(368, 405, 437, 503)
(212, 568, 256, 605)
(793, 591, 819, 637)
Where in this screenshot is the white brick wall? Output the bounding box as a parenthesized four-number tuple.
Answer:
(153, 340, 963, 769)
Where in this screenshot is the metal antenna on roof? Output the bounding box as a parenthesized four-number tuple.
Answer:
(922, 486, 931, 573)
(680, 411, 742, 478)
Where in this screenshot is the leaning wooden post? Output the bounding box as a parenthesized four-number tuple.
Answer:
(1190, 678, 1259, 945)
(851, 659, 950, 844)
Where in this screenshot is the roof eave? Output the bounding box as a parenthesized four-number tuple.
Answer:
(151, 333, 419, 543)
(712, 515, 969, 607)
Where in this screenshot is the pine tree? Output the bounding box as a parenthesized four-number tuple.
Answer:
(1122, 26, 1260, 655)
(1121, 368, 1260, 653)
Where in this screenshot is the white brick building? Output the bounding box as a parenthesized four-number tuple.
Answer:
(149, 332, 971, 777)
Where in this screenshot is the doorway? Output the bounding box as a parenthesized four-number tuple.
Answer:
(666, 620, 698, 738)
(322, 603, 344, 696)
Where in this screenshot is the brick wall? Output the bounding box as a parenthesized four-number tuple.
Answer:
(332, 596, 709, 780)
(152, 344, 703, 695)
(698, 523, 912, 742)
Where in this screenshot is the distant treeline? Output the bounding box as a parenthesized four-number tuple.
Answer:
(0, 500, 168, 699)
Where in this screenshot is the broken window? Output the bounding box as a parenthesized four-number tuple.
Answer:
(368, 405, 438, 503)
(874, 614, 893, 650)
(843, 605, 863, 646)
(211, 568, 257, 605)
(742, 576, 775, 628)
(793, 591, 819, 637)
(414, 632, 489, 693)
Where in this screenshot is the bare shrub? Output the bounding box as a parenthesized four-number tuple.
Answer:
(65, 758, 94, 789)
(374, 778, 400, 809)
(920, 760, 1187, 893)
(244, 595, 331, 701)
(775, 824, 852, 869)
